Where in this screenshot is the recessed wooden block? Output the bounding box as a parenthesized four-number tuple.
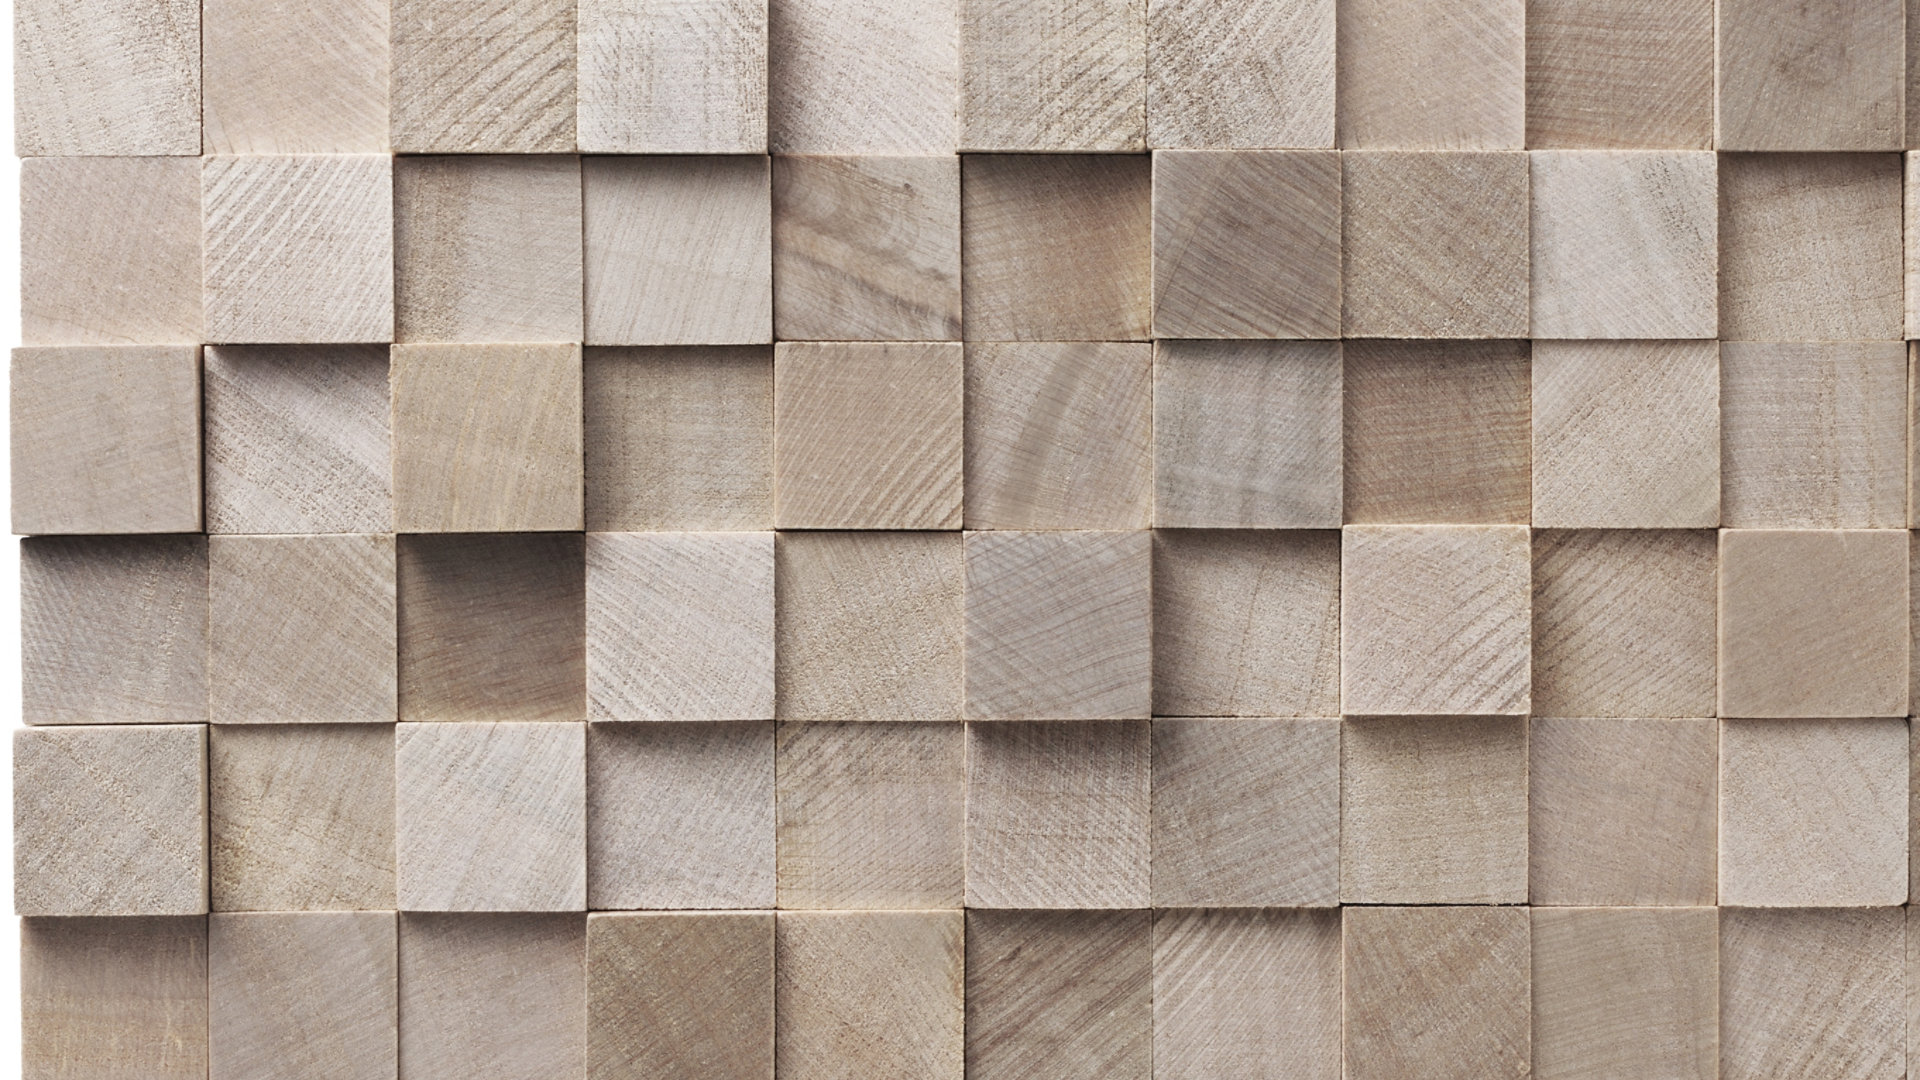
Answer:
(587, 912, 773, 1080)
(960, 0, 1144, 151)
(1145, 0, 1334, 149)
(399, 914, 585, 1080)
(1531, 907, 1717, 1080)
(21, 157, 200, 345)
(11, 346, 201, 534)
(1343, 906, 1529, 1080)
(1152, 909, 1339, 1080)
(15, 724, 206, 916)
(1340, 525, 1531, 716)
(15, 0, 198, 155)
(1524, 0, 1714, 149)
(1719, 529, 1909, 718)
(965, 910, 1150, 1080)
(1720, 907, 1904, 1080)
(389, 0, 575, 152)
(774, 532, 963, 721)
(587, 722, 774, 909)
(201, 0, 388, 153)
(22, 917, 207, 1080)
(776, 911, 963, 1080)
(209, 912, 396, 1080)
(767, 0, 959, 152)
(1335, 0, 1524, 148)
(578, 0, 765, 152)
(1717, 0, 1903, 150)
(960, 154, 1152, 341)
(771, 155, 961, 340)
(964, 531, 1152, 720)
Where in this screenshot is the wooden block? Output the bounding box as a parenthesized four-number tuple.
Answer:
(964, 910, 1150, 1080)
(21, 157, 200, 345)
(964, 720, 1149, 908)
(398, 914, 585, 1080)
(395, 721, 585, 912)
(391, 343, 584, 533)
(1721, 341, 1908, 528)
(1151, 530, 1341, 718)
(1532, 529, 1717, 718)
(12, 346, 201, 534)
(1529, 717, 1718, 906)
(774, 342, 963, 529)
(15, 0, 198, 154)
(1910, 159, 1920, 338)
(22, 916, 207, 1080)
(767, 0, 959, 153)
(1343, 340, 1530, 524)
(1720, 908, 1904, 1079)
(776, 911, 963, 1080)
(1531, 907, 1717, 1080)
(959, 0, 1144, 151)
(1524, 0, 1714, 149)
(1341, 151, 1530, 337)
(209, 912, 396, 1080)
(774, 532, 963, 721)
(389, 0, 575, 152)
(1717, 0, 1903, 150)
(203, 155, 394, 344)
(22, 535, 206, 725)
(1335, 0, 1524, 148)
(1719, 529, 1910, 717)
(1145, 0, 1334, 149)
(587, 912, 772, 1080)
(1344, 907, 1528, 1080)
(394, 155, 585, 343)
(397, 532, 586, 722)
(771, 155, 961, 340)
(1719, 152, 1903, 341)
(1531, 340, 1719, 527)
(1152, 910, 1338, 1080)
(964, 531, 1152, 720)
(1913, 714, 1920, 902)
(586, 722, 774, 908)
(15, 724, 207, 916)
(960, 155, 1152, 341)
(1151, 718, 1339, 906)
(579, 0, 766, 152)
(1340, 525, 1531, 716)
(202, 0, 389, 153)
(209, 724, 395, 912)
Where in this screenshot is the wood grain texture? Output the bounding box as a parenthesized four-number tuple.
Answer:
(579, 0, 765, 152)
(22, 916, 207, 1080)
(209, 912, 396, 1080)
(1335, 0, 1524, 148)
(15, 0, 198, 155)
(398, 913, 585, 1080)
(1720, 908, 1904, 1080)
(1152, 909, 1339, 1080)
(1343, 906, 1529, 1080)
(1524, 0, 1714, 148)
(965, 910, 1150, 1080)
(586, 722, 774, 909)
(389, 0, 575, 152)
(11, 345, 201, 534)
(767, 0, 959, 153)
(1912, 716, 1919, 903)
(21, 156, 200, 345)
(15, 724, 206, 916)
(1909, 158, 1920, 338)
(587, 912, 773, 1080)
(201, 0, 388, 153)
(960, 0, 1144, 151)
(1717, 0, 1903, 150)
(1531, 907, 1717, 1080)
(776, 911, 963, 1080)
(1146, 0, 1333, 149)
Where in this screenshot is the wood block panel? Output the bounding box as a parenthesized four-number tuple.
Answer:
(1145, 0, 1334, 149)
(22, 916, 207, 1080)
(767, 0, 959, 153)
(1152, 909, 1340, 1080)
(1720, 907, 1904, 1080)
(1531, 907, 1717, 1080)
(202, 0, 389, 153)
(209, 912, 396, 1080)
(1717, 0, 1903, 150)
(1335, 0, 1524, 149)
(960, 0, 1144, 151)
(1342, 906, 1530, 1080)
(389, 0, 575, 152)
(776, 911, 963, 1080)
(21, 157, 200, 345)
(1524, 0, 1714, 149)
(398, 913, 585, 1080)
(587, 912, 772, 1080)
(578, 0, 766, 153)
(964, 910, 1150, 1080)
(15, 0, 198, 155)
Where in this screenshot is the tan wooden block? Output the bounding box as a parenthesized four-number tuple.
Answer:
(15, 0, 198, 155)
(1335, 0, 1523, 149)
(1531, 340, 1720, 528)
(587, 912, 772, 1080)
(1152, 909, 1339, 1080)
(1717, 0, 1903, 150)
(209, 724, 395, 911)
(15, 724, 207, 916)
(1145, 0, 1333, 149)
(587, 722, 774, 909)
(1719, 529, 1910, 718)
(389, 0, 575, 153)
(1913, 714, 1920, 902)
(1529, 717, 1718, 906)
(1531, 907, 1717, 1080)
(965, 342, 1151, 530)
(209, 912, 396, 1080)
(11, 346, 201, 534)
(960, 0, 1143, 151)
(203, 154, 394, 344)
(965, 910, 1150, 1080)
(964, 531, 1152, 720)
(22, 535, 206, 725)
(774, 342, 962, 529)
(202, 0, 388, 153)
(771, 155, 961, 340)
(964, 720, 1149, 908)
(1719, 152, 1903, 341)
(767, 0, 959, 153)
(1910, 159, 1920, 338)
(1151, 718, 1339, 906)
(21, 157, 200, 345)
(774, 532, 963, 722)
(395, 721, 585, 912)
(1720, 907, 1904, 1080)
(398, 533, 585, 722)
(1340, 525, 1531, 716)
(579, 0, 765, 152)
(399, 913, 585, 1080)
(1524, 0, 1714, 149)
(22, 916, 207, 1080)
(776, 911, 963, 1080)
(1912, 0, 1920, 147)
(1531, 529, 1717, 718)
(1343, 906, 1529, 1080)
(960, 155, 1152, 341)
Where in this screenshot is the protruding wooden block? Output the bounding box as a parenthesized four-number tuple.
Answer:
(578, 0, 765, 152)
(389, 0, 575, 153)
(16, 724, 207, 916)
(964, 531, 1152, 720)
(767, 0, 959, 152)
(15, 0, 198, 155)
(209, 913, 396, 1080)
(1524, 0, 1714, 149)
(21, 157, 200, 345)
(1717, 0, 1903, 150)
(1720, 908, 1904, 1079)
(12, 346, 201, 534)
(776, 911, 963, 1080)
(1146, 0, 1334, 149)
(1335, 0, 1524, 149)
(1152, 909, 1339, 1080)
(1344, 907, 1528, 1080)
(202, 0, 389, 153)
(1910, 160, 1920, 338)
(587, 722, 774, 909)
(965, 910, 1150, 1080)
(399, 914, 585, 1080)
(960, 0, 1144, 151)
(1719, 529, 1909, 717)
(1532, 908, 1717, 1080)
(1341, 525, 1531, 716)
(22, 917, 207, 1080)
(588, 913, 772, 1080)
(960, 155, 1152, 341)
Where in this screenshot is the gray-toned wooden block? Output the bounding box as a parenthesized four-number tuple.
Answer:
(1532, 907, 1717, 1080)
(1720, 907, 1903, 1080)
(965, 910, 1150, 1080)
(1524, 0, 1714, 149)
(1717, 0, 1903, 150)
(1344, 906, 1529, 1080)
(209, 912, 396, 1080)
(1911, 161, 1920, 338)
(15, 0, 198, 155)
(960, 0, 1143, 151)
(1335, 0, 1523, 149)
(1146, 0, 1334, 149)
(588, 912, 772, 1080)
(399, 914, 585, 1080)
(21, 157, 200, 345)
(579, 0, 766, 152)
(22, 916, 207, 1080)
(1913, 715, 1920, 903)
(767, 0, 958, 153)
(202, 0, 389, 153)
(389, 0, 575, 152)
(777, 911, 963, 1080)
(1152, 910, 1338, 1080)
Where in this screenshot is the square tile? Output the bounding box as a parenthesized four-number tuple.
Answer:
(960, 0, 1144, 151)
(577, 0, 765, 152)
(22, 916, 207, 1080)
(399, 914, 585, 1080)
(587, 912, 772, 1080)
(1720, 908, 1904, 1080)
(767, 0, 959, 153)
(1717, 0, 1904, 150)
(1151, 909, 1340, 1080)
(389, 0, 575, 152)
(201, 0, 388, 153)
(1524, 0, 1714, 149)
(1342, 906, 1530, 1080)
(1335, 0, 1524, 148)
(776, 911, 963, 1080)
(964, 910, 1150, 1080)
(1531, 908, 1717, 1080)
(15, 0, 198, 154)
(209, 912, 396, 1080)
(21, 157, 200, 345)
(1145, 0, 1334, 149)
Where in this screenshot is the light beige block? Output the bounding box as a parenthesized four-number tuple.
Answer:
(22, 916, 207, 1080)
(21, 157, 200, 344)
(767, 0, 959, 153)
(1913, 714, 1920, 902)
(1531, 907, 1717, 1080)
(389, 0, 575, 152)
(579, 0, 765, 152)
(202, 0, 388, 153)
(1343, 907, 1530, 1080)
(209, 913, 396, 1080)
(15, 0, 198, 155)
(1524, 0, 1714, 149)
(960, 0, 1143, 151)
(1335, 0, 1524, 148)
(1720, 908, 1904, 1080)
(587, 912, 772, 1080)
(1911, 159, 1920, 339)
(1146, 0, 1334, 149)
(1717, 0, 1903, 150)
(399, 914, 585, 1080)
(776, 911, 963, 1080)
(1152, 909, 1340, 1080)
(965, 910, 1151, 1080)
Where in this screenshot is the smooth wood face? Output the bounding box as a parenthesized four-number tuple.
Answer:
(776, 911, 964, 1080)
(1335, 0, 1524, 148)
(960, 0, 1144, 151)
(1152, 909, 1340, 1080)
(587, 913, 773, 1080)
(21, 157, 201, 345)
(1531, 908, 1717, 1080)
(208, 912, 397, 1080)
(389, 0, 575, 153)
(1344, 906, 1530, 1080)
(1720, 908, 1904, 1080)
(15, 0, 199, 155)
(22, 916, 208, 1080)
(768, 0, 958, 153)
(578, 0, 766, 153)
(1524, 0, 1714, 149)
(1910, 162, 1920, 339)
(398, 913, 586, 1080)
(1146, 0, 1334, 149)
(1717, 0, 1903, 150)
(965, 910, 1151, 1080)
(201, 0, 388, 153)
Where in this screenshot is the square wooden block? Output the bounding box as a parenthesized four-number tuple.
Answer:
(1335, 0, 1523, 148)
(202, 0, 388, 153)
(1719, 529, 1909, 717)
(577, 0, 765, 152)
(16, 724, 207, 916)
(1152, 909, 1340, 1080)
(1146, 0, 1334, 149)
(389, 0, 574, 152)
(21, 157, 200, 345)
(776, 911, 963, 1080)
(965, 721, 1149, 908)
(1532, 908, 1717, 1080)
(22, 917, 207, 1080)
(965, 910, 1150, 1080)
(588, 913, 772, 1080)
(960, 0, 1143, 151)
(1151, 150, 1341, 338)
(1720, 908, 1904, 1079)
(583, 155, 772, 345)
(12, 346, 201, 534)
(16, 0, 198, 154)
(767, 0, 959, 153)
(964, 531, 1152, 720)
(209, 912, 396, 1080)
(399, 914, 585, 1080)
(771, 155, 961, 340)
(1341, 525, 1531, 716)
(1524, 0, 1714, 149)
(1343, 907, 1530, 1080)
(1717, 0, 1903, 150)
(960, 155, 1152, 341)
(587, 722, 774, 909)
